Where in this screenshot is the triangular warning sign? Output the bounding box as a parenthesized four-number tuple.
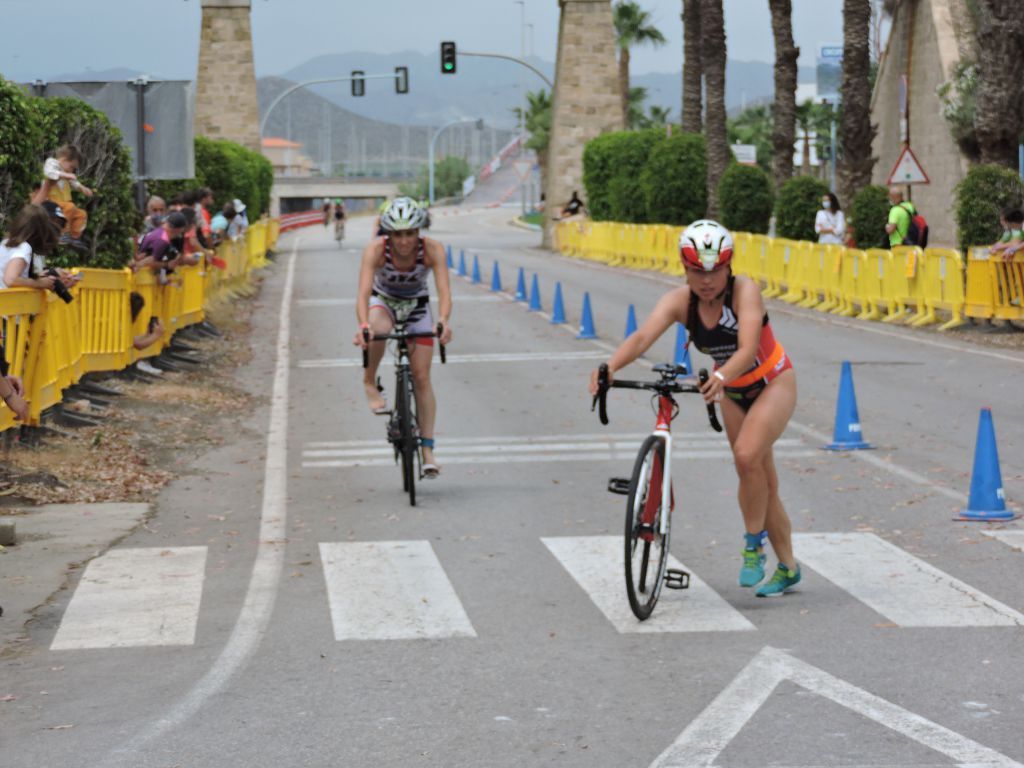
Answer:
(650, 646, 1022, 768)
(887, 145, 930, 185)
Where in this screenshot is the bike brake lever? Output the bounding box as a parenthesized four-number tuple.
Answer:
(698, 368, 723, 433)
(437, 323, 446, 364)
(361, 327, 370, 369)
(593, 363, 610, 425)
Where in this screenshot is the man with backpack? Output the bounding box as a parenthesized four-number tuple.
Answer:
(885, 186, 928, 248)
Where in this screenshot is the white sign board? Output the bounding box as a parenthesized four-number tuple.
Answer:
(886, 145, 929, 185)
(816, 44, 843, 102)
(730, 144, 758, 166)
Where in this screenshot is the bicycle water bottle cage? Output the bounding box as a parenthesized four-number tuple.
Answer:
(607, 477, 630, 495)
(664, 568, 690, 590)
(652, 362, 689, 378)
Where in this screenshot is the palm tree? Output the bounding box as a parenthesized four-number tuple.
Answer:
(613, 2, 667, 127)
(769, 0, 799, 191)
(700, 0, 727, 217)
(681, 0, 703, 132)
(839, 0, 875, 202)
(973, 0, 1024, 167)
(512, 89, 552, 194)
(647, 105, 672, 126)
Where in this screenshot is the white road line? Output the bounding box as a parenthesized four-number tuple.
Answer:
(296, 295, 500, 307)
(319, 541, 476, 640)
(793, 532, 1024, 627)
(107, 234, 298, 759)
(541, 536, 755, 634)
(650, 645, 1024, 768)
(50, 547, 207, 650)
(981, 530, 1024, 551)
(299, 350, 608, 368)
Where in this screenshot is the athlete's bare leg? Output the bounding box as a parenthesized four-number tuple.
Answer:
(362, 307, 393, 412)
(409, 342, 437, 467)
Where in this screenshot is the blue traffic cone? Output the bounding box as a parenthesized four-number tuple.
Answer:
(490, 261, 502, 292)
(673, 323, 693, 375)
(528, 274, 542, 311)
(446, 244, 453, 269)
(823, 361, 872, 450)
(515, 267, 527, 301)
(551, 282, 566, 324)
(471, 254, 481, 284)
(577, 292, 597, 339)
(957, 408, 1015, 521)
(624, 304, 638, 338)
(458, 250, 467, 277)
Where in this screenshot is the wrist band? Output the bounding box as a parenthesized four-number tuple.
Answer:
(713, 371, 726, 383)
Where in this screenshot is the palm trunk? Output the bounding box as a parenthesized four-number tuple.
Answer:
(701, 0, 727, 218)
(839, 0, 875, 203)
(618, 47, 631, 127)
(681, 0, 703, 132)
(974, 0, 1024, 168)
(769, 0, 798, 191)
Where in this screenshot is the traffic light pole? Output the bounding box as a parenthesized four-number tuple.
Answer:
(429, 118, 484, 205)
(458, 51, 553, 88)
(259, 73, 402, 140)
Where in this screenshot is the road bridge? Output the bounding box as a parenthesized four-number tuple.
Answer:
(271, 177, 401, 215)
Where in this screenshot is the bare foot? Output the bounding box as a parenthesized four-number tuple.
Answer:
(364, 381, 386, 412)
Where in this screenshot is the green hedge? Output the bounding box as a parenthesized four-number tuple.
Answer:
(641, 132, 707, 226)
(849, 185, 890, 249)
(0, 78, 43, 234)
(774, 175, 829, 241)
(717, 164, 773, 234)
(34, 98, 139, 269)
(954, 164, 1024, 249)
(583, 130, 659, 222)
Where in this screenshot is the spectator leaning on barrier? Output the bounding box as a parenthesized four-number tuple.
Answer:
(885, 186, 915, 248)
(210, 204, 237, 246)
(35, 144, 94, 251)
(134, 211, 187, 276)
(144, 196, 167, 232)
(815, 192, 846, 245)
(990, 208, 1023, 261)
(0, 205, 64, 291)
(229, 199, 248, 239)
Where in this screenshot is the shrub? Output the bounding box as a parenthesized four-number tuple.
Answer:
(774, 175, 829, 241)
(0, 77, 43, 235)
(954, 164, 1024, 249)
(583, 130, 659, 222)
(641, 132, 707, 225)
(849, 185, 890, 249)
(33, 97, 139, 268)
(149, 139, 273, 215)
(717, 164, 773, 234)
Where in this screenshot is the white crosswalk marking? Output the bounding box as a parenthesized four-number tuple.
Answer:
(794, 532, 1024, 627)
(50, 547, 207, 650)
(301, 432, 816, 468)
(981, 530, 1024, 551)
(299, 350, 608, 368)
(296, 295, 501, 308)
(319, 541, 476, 640)
(542, 536, 755, 633)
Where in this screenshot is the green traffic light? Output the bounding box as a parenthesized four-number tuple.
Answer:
(444, 63, 453, 71)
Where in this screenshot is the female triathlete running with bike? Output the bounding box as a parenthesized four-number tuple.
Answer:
(589, 220, 800, 597)
(354, 197, 452, 476)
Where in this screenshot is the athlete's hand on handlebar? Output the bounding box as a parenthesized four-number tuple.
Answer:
(699, 369, 725, 404)
(353, 324, 371, 350)
(437, 322, 453, 346)
(589, 364, 613, 396)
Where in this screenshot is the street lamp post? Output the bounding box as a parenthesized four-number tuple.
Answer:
(429, 119, 485, 205)
(516, 0, 527, 215)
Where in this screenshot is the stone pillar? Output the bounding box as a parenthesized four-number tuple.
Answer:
(543, 0, 625, 247)
(195, 0, 260, 152)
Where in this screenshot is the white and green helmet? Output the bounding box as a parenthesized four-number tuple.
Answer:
(380, 197, 428, 232)
(679, 219, 734, 271)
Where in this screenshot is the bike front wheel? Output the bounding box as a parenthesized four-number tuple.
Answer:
(624, 435, 670, 621)
(396, 367, 417, 506)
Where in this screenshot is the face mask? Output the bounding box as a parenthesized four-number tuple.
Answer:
(822, 200, 831, 210)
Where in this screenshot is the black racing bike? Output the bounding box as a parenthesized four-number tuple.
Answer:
(362, 320, 446, 506)
(592, 362, 722, 620)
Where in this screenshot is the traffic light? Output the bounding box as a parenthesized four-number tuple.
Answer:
(395, 66, 409, 95)
(351, 70, 365, 97)
(440, 41, 457, 74)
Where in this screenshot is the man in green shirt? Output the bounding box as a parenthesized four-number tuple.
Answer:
(885, 186, 915, 248)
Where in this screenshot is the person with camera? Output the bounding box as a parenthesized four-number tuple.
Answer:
(0, 205, 75, 298)
(134, 211, 187, 282)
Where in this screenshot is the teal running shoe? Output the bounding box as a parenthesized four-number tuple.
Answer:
(756, 564, 801, 597)
(739, 548, 766, 587)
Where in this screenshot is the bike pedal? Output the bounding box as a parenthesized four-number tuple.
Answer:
(664, 568, 690, 590)
(607, 477, 630, 495)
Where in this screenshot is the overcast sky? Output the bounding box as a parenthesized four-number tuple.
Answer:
(0, 0, 849, 82)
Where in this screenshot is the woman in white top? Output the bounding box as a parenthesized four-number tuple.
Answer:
(814, 192, 846, 245)
(0, 205, 61, 291)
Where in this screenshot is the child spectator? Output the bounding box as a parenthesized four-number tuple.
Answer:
(143, 196, 167, 232)
(210, 204, 237, 246)
(229, 198, 248, 239)
(134, 212, 187, 282)
(0, 205, 63, 290)
(990, 208, 1023, 261)
(38, 145, 94, 250)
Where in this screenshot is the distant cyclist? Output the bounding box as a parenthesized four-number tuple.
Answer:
(588, 220, 800, 597)
(333, 199, 346, 244)
(354, 197, 452, 477)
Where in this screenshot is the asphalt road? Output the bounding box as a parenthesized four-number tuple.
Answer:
(3, 207, 1023, 768)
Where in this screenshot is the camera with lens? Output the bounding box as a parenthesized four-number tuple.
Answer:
(43, 267, 74, 304)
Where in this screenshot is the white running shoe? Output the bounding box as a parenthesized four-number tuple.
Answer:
(137, 360, 162, 375)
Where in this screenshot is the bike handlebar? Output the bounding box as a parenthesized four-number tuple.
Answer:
(591, 363, 723, 433)
(360, 323, 447, 369)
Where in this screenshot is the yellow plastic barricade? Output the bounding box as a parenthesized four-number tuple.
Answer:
(779, 240, 812, 304)
(763, 239, 791, 298)
(179, 262, 206, 328)
(664, 226, 685, 276)
(908, 248, 967, 330)
(130, 269, 162, 362)
(878, 246, 917, 324)
(798, 243, 828, 309)
(74, 268, 133, 373)
(855, 249, 889, 321)
(0, 289, 45, 428)
(814, 244, 844, 313)
(966, 247, 1024, 321)
(832, 248, 864, 317)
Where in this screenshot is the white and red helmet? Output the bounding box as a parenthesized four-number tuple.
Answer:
(679, 219, 734, 271)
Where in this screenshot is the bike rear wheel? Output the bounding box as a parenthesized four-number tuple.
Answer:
(396, 367, 417, 506)
(624, 435, 670, 621)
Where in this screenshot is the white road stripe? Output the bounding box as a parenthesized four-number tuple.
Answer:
(542, 536, 755, 633)
(299, 350, 608, 368)
(319, 541, 476, 640)
(51, 547, 207, 650)
(981, 530, 1024, 551)
(305, 432, 707, 448)
(794, 532, 1024, 627)
(302, 437, 805, 456)
(297, 295, 500, 307)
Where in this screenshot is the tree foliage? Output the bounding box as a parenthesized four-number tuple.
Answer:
(774, 175, 829, 241)
(582, 130, 659, 222)
(641, 131, 708, 225)
(0, 77, 43, 235)
(400, 156, 472, 201)
(717, 164, 774, 234)
(849, 184, 890, 249)
(954, 164, 1024, 249)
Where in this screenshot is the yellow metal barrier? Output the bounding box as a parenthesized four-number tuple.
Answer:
(966, 248, 1024, 321)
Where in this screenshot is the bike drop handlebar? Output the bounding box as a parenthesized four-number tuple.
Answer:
(592, 363, 723, 433)
(361, 323, 447, 369)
